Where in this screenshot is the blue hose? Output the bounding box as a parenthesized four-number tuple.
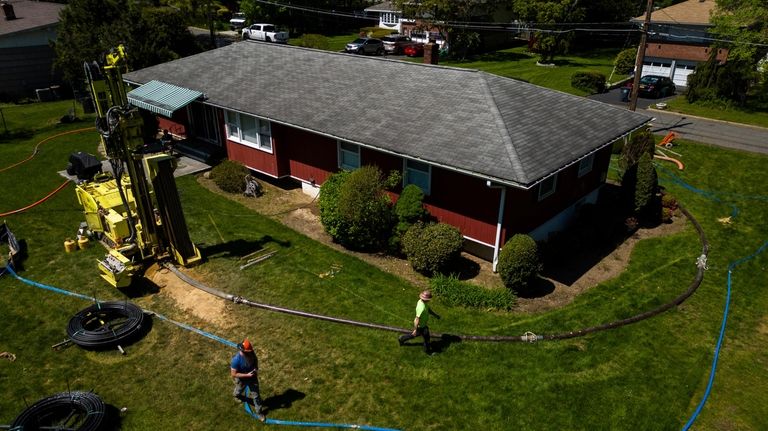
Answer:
(4, 263, 401, 430)
(681, 240, 768, 431)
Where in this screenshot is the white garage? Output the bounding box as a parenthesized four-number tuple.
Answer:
(642, 58, 697, 88)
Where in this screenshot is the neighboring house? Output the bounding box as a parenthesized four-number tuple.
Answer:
(365, 1, 516, 52)
(632, 0, 728, 87)
(365, 1, 404, 34)
(0, 0, 65, 100)
(123, 42, 651, 269)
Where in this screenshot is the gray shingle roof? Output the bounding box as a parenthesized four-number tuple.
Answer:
(124, 41, 651, 188)
(0, 0, 64, 38)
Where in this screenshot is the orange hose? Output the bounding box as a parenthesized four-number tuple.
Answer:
(0, 180, 72, 217)
(0, 127, 94, 173)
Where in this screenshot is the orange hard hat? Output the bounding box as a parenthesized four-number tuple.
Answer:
(239, 338, 253, 352)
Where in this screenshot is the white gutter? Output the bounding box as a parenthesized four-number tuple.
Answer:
(486, 180, 506, 273)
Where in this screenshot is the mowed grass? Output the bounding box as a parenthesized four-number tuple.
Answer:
(0, 101, 767, 430)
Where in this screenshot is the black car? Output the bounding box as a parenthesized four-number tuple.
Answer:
(638, 75, 676, 98)
(344, 38, 384, 55)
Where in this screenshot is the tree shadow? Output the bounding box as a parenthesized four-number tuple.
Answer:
(0, 129, 34, 143)
(450, 255, 481, 280)
(262, 389, 306, 414)
(514, 277, 555, 299)
(199, 236, 292, 261)
(539, 184, 638, 286)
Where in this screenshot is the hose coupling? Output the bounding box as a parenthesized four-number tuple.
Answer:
(696, 254, 708, 270)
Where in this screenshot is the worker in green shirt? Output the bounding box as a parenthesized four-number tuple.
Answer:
(398, 290, 441, 354)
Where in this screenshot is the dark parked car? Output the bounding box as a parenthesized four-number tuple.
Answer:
(345, 38, 384, 55)
(381, 35, 412, 55)
(403, 43, 424, 57)
(638, 75, 676, 98)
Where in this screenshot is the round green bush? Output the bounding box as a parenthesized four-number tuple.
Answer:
(571, 71, 607, 94)
(210, 160, 249, 193)
(497, 234, 541, 291)
(402, 222, 464, 276)
(614, 48, 637, 75)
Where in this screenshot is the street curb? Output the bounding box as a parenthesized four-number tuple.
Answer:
(644, 107, 768, 132)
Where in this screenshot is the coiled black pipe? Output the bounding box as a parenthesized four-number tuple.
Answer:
(10, 391, 107, 431)
(67, 301, 146, 349)
(166, 204, 708, 342)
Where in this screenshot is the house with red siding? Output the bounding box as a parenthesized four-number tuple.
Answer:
(123, 41, 651, 270)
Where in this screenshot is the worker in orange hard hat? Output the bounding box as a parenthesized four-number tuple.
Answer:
(230, 338, 265, 422)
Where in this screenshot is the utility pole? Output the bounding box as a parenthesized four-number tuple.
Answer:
(629, 0, 654, 112)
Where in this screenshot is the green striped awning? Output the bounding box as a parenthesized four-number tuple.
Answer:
(127, 80, 203, 117)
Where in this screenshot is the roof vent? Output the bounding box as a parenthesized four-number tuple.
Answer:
(1, 1, 16, 20)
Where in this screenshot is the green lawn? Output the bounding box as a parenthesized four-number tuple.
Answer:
(663, 97, 768, 129)
(1, 102, 767, 430)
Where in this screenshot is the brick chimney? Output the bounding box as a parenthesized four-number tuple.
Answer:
(424, 40, 438, 65)
(1, 1, 16, 20)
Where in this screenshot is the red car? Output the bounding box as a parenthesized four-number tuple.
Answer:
(403, 43, 424, 57)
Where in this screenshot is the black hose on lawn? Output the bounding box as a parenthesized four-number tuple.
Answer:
(166, 204, 708, 343)
(10, 391, 107, 431)
(67, 301, 147, 349)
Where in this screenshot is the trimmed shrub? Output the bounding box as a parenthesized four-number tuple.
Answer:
(402, 222, 464, 276)
(614, 48, 637, 75)
(319, 167, 393, 250)
(430, 274, 516, 310)
(571, 71, 606, 94)
(390, 184, 429, 253)
(661, 193, 678, 210)
(634, 152, 658, 215)
(210, 160, 249, 193)
(497, 234, 541, 292)
(318, 170, 350, 241)
(337, 166, 393, 250)
(293, 34, 330, 50)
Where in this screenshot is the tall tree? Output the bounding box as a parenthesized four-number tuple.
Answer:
(512, 0, 584, 63)
(711, 0, 768, 63)
(53, 0, 201, 86)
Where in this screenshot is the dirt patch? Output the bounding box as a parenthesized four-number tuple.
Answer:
(146, 264, 233, 329)
(196, 175, 686, 314)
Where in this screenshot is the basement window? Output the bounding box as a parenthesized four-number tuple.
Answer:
(537, 173, 557, 201)
(404, 159, 431, 195)
(224, 110, 272, 152)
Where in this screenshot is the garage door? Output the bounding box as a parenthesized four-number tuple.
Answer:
(672, 62, 696, 87)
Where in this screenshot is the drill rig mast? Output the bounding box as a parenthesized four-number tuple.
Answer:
(76, 45, 201, 288)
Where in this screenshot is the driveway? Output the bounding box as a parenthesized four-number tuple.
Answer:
(590, 88, 768, 155)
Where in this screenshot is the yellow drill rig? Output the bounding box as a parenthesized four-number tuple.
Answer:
(75, 45, 201, 288)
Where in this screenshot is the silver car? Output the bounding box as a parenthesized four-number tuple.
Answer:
(345, 38, 384, 55)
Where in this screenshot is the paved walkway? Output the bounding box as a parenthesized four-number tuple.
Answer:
(590, 88, 768, 155)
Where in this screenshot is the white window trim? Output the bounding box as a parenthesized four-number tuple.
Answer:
(537, 173, 557, 201)
(337, 141, 360, 170)
(578, 154, 594, 178)
(403, 158, 431, 195)
(224, 110, 273, 153)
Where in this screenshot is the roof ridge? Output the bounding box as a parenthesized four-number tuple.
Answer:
(478, 72, 527, 182)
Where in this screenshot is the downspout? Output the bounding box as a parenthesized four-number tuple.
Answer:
(486, 181, 506, 272)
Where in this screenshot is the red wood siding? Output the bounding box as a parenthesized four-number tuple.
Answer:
(226, 140, 279, 176)
(157, 109, 189, 137)
(274, 124, 338, 183)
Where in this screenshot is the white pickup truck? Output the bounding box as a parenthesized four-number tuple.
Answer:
(229, 13, 246, 31)
(241, 24, 289, 43)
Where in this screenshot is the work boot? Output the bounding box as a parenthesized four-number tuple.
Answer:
(398, 335, 406, 346)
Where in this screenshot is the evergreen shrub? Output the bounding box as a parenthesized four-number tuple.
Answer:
(571, 71, 606, 94)
(402, 222, 464, 275)
(210, 160, 248, 193)
(497, 234, 541, 291)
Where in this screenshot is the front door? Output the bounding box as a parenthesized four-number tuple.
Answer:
(188, 103, 221, 145)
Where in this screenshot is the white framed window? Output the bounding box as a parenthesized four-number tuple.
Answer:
(538, 173, 557, 201)
(578, 154, 594, 178)
(338, 141, 360, 170)
(224, 110, 272, 152)
(382, 12, 399, 24)
(404, 159, 431, 195)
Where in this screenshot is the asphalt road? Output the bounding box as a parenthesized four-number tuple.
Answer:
(590, 88, 768, 155)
